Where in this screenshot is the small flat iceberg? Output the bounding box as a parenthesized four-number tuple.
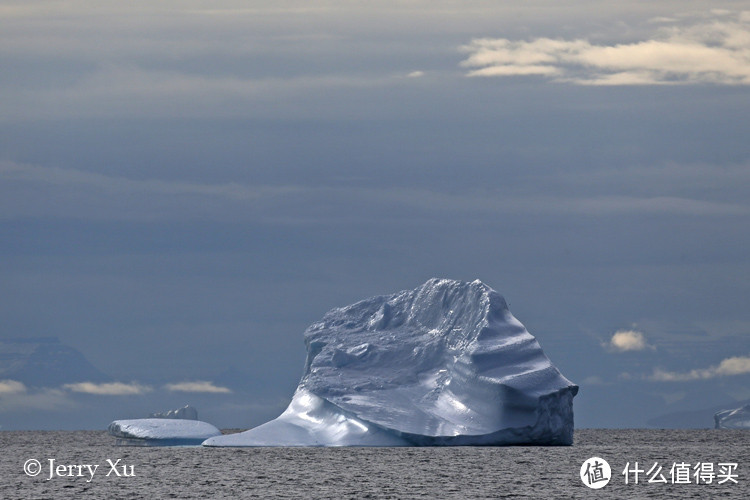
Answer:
(108, 418, 221, 446)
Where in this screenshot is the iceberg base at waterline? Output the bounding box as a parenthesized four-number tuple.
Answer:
(715, 404, 750, 429)
(205, 278, 578, 447)
(108, 418, 221, 446)
(203, 389, 410, 447)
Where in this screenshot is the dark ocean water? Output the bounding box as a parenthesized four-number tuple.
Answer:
(0, 429, 747, 499)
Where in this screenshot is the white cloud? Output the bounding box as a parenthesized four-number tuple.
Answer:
(648, 16, 678, 25)
(406, 70, 425, 78)
(165, 381, 232, 393)
(461, 11, 750, 85)
(650, 355, 750, 381)
(715, 356, 750, 376)
(606, 330, 653, 352)
(0, 380, 27, 395)
(62, 382, 152, 395)
(0, 388, 74, 412)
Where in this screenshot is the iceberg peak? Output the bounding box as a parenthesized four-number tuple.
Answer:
(205, 278, 578, 447)
(149, 404, 198, 420)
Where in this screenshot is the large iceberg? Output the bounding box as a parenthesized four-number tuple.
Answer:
(109, 419, 221, 446)
(715, 404, 750, 429)
(204, 278, 578, 447)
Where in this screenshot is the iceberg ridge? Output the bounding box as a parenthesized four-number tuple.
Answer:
(715, 404, 750, 429)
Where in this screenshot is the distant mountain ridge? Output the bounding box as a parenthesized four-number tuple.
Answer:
(0, 337, 109, 387)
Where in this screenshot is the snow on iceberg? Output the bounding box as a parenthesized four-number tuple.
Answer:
(204, 278, 578, 447)
(108, 418, 221, 446)
(715, 404, 750, 429)
(149, 404, 198, 420)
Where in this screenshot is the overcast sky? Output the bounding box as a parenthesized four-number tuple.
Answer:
(1, 1, 749, 429)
